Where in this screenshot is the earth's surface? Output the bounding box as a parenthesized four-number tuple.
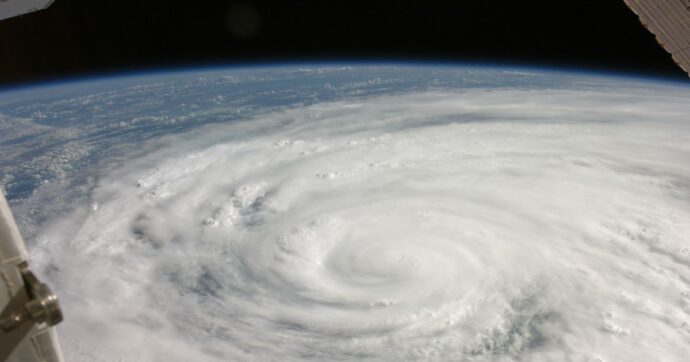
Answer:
(0, 65, 689, 361)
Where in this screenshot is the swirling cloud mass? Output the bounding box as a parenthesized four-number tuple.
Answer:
(2, 67, 689, 361)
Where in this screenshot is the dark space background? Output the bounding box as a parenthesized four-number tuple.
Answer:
(0, 0, 687, 86)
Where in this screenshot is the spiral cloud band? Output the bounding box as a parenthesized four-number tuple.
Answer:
(3, 68, 689, 361)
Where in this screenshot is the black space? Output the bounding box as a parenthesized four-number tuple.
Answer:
(0, 0, 687, 86)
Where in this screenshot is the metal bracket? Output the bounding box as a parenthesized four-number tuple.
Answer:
(0, 261, 62, 361)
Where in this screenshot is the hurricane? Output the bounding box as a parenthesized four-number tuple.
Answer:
(1, 66, 689, 361)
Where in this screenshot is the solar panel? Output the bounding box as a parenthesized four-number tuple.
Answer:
(624, 0, 690, 76)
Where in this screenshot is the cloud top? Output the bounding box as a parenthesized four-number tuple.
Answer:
(3, 68, 689, 361)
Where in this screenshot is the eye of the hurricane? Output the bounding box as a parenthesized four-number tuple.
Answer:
(327, 241, 425, 286)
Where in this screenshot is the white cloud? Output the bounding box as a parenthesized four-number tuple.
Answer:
(26, 86, 690, 361)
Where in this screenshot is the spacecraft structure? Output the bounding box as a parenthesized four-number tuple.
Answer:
(623, 0, 690, 76)
(0, 0, 54, 21)
(0, 191, 63, 362)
